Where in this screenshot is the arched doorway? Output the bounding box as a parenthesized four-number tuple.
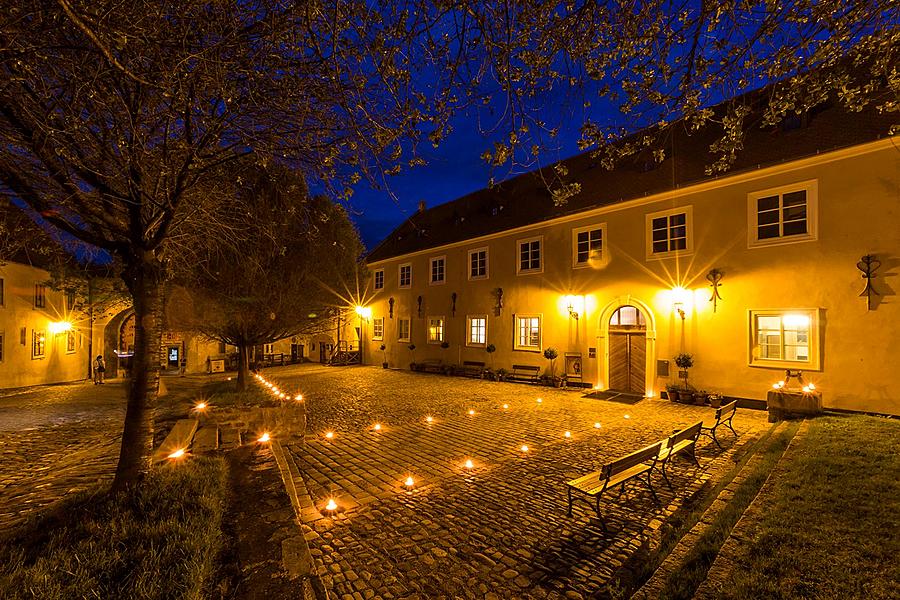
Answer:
(607, 306, 646, 394)
(597, 296, 657, 397)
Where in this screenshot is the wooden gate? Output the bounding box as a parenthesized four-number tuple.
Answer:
(607, 305, 647, 395)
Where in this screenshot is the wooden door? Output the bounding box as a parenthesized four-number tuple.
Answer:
(608, 332, 646, 394)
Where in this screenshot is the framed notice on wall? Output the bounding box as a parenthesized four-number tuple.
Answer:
(565, 353, 583, 382)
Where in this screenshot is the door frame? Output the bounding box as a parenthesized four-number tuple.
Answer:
(597, 295, 658, 397)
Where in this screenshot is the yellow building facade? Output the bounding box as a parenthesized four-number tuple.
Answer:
(0, 260, 92, 388)
(363, 125, 899, 415)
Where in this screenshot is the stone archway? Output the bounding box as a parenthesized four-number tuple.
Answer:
(103, 308, 134, 378)
(596, 295, 658, 397)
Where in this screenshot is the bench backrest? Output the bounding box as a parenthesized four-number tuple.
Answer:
(422, 358, 441, 364)
(463, 361, 485, 367)
(716, 400, 737, 422)
(669, 421, 703, 447)
(512, 364, 539, 372)
(603, 441, 663, 478)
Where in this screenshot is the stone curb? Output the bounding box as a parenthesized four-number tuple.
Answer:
(692, 419, 810, 599)
(631, 422, 788, 600)
(271, 440, 330, 600)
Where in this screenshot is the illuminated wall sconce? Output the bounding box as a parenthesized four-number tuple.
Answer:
(671, 286, 690, 320)
(564, 295, 583, 320)
(493, 287, 504, 316)
(856, 254, 880, 310)
(674, 302, 686, 321)
(355, 305, 372, 320)
(388, 297, 395, 319)
(48, 321, 73, 335)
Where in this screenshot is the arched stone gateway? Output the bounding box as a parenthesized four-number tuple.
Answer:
(596, 296, 657, 397)
(103, 308, 134, 378)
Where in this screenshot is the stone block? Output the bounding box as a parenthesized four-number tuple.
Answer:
(193, 427, 219, 452)
(153, 418, 198, 462)
(220, 428, 243, 449)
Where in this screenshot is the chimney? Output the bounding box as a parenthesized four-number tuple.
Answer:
(417, 200, 426, 213)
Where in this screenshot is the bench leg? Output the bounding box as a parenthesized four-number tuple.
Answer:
(726, 418, 737, 438)
(712, 427, 723, 449)
(567, 488, 573, 517)
(661, 460, 672, 489)
(595, 496, 608, 534)
(690, 444, 700, 466)
(646, 472, 659, 504)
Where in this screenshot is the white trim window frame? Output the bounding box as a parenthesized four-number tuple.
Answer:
(513, 313, 542, 352)
(466, 315, 487, 347)
(748, 308, 821, 370)
(34, 283, 47, 309)
(468, 247, 489, 280)
(748, 180, 818, 248)
(398, 263, 412, 289)
(572, 223, 607, 268)
(373, 269, 384, 290)
(372, 317, 384, 341)
(646, 206, 693, 259)
(427, 315, 445, 344)
(66, 329, 76, 353)
(398, 318, 411, 342)
(32, 329, 45, 359)
(517, 235, 544, 274)
(429, 256, 446, 285)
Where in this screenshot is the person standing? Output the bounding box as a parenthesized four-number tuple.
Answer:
(93, 355, 105, 384)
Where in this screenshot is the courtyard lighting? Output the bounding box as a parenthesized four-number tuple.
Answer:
(564, 431, 571, 438)
(468, 409, 475, 415)
(502, 404, 509, 409)
(624, 414, 631, 419)
(594, 422, 602, 429)
(536, 398, 542, 404)
(425, 415, 434, 423)
(373, 423, 382, 431)
(168, 448, 186, 459)
(404, 475, 415, 488)
(355, 305, 372, 319)
(195, 401, 207, 410)
(464, 459, 474, 469)
(295, 394, 303, 401)
(258, 432, 271, 443)
(520, 444, 529, 453)
(48, 321, 73, 335)
(325, 431, 334, 439)
(325, 498, 338, 511)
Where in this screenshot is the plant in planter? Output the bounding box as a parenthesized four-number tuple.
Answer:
(495, 367, 508, 382)
(708, 392, 723, 408)
(379, 344, 388, 369)
(485, 343, 496, 370)
(408, 343, 417, 370)
(694, 389, 709, 406)
(665, 383, 681, 402)
(543, 347, 559, 385)
(674, 352, 694, 388)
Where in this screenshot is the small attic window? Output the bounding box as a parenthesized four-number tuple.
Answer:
(491, 205, 504, 216)
(781, 113, 808, 132)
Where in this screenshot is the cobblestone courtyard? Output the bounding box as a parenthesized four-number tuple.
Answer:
(265, 364, 770, 599)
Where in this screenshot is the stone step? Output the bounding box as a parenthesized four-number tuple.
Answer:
(220, 428, 243, 450)
(193, 426, 219, 453)
(631, 421, 792, 599)
(153, 418, 199, 463)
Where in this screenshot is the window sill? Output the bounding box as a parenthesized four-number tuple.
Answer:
(748, 234, 817, 249)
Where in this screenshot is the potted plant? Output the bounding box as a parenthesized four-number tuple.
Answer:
(694, 389, 709, 406)
(408, 343, 417, 370)
(543, 347, 559, 386)
(485, 344, 496, 370)
(674, 352, 693, 388)
(495, 367, 507, 382)
(380, 344, 388, 369)
(708, 392, 723, 408)
(665, 384, 681, 402)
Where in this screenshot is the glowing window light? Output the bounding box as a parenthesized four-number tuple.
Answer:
(404, 476, 415, 488)
(464, 459, 474, 469)
(594, 422, 601, 429)
(783, 313, 810, 328)
(168, 448, 186, 459)
(564, 431, 571, 438)
(520, 444, 529, 453)
(373, 423, 382, 431)
(325, 431, 334, 439)
(325, 498, 338, 511)
(258, 432, 271, 443)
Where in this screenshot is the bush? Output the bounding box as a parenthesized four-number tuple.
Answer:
(674, 352, 694, 369)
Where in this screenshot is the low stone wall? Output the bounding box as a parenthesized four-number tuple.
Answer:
(198, 404, 307, 442)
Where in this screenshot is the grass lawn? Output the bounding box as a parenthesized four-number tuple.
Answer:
(0, 457, 228, 600)
(718, 415, 900, 600)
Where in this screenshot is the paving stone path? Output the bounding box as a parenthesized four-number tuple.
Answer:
(259, 364, 770, 599)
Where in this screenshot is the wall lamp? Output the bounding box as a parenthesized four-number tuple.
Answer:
(567, 299, 579, 320)
(673, 302, 686, 321)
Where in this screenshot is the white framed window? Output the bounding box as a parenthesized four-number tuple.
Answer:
(32, 329, 45, 359)
(399, 263, 412, 288)
(264, 343, 275, 354)
(748, 180, 818, 247)
(517, 236, 543, 274)
(646, 206, 693, 259)
(66, 330, 76, 353)
(398, 318, 411, 342)
(65, 290, 76, 311)
(34, 284, 47, 308)
(749, 309, 821, 370)
(514, 314, 541, 351)
(572, 223, 607, 267)
(427, 316, 445, 343)
(429, 256, 446, 285)
(468, 247, 489, 280)
(467, 315, 487, 347)
(372, 317, 384, 341)
(373, 269, 384, 290)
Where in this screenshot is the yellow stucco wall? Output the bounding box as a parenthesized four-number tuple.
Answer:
(0, 262, 91, 388)
(363, 139, 900, 415)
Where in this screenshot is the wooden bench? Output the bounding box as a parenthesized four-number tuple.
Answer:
(566, 440, 663, 531)
(460, 360, 486, 378)
(658, 421, 702, 487)
(701, 400, 738, 448)
(507, 364, 540, 383)
(417, 358, 443, 373)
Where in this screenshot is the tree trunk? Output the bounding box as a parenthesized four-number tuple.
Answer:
(236, 342, 250, 392)
(112, 259, 164, 492)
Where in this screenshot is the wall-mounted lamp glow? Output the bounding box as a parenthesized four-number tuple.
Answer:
(355, 305, 372, 320)
(567, 298, 579, 320)
(49, 321, 73, 335)
(562, 294, 584, 320)
(674, 302, 686, 321)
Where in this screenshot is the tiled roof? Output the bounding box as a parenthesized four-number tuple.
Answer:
(368, 87, 895, 263)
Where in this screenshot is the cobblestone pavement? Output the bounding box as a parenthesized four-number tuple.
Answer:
(260, 364, 771, 599)
(0, 374, 225, 532)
